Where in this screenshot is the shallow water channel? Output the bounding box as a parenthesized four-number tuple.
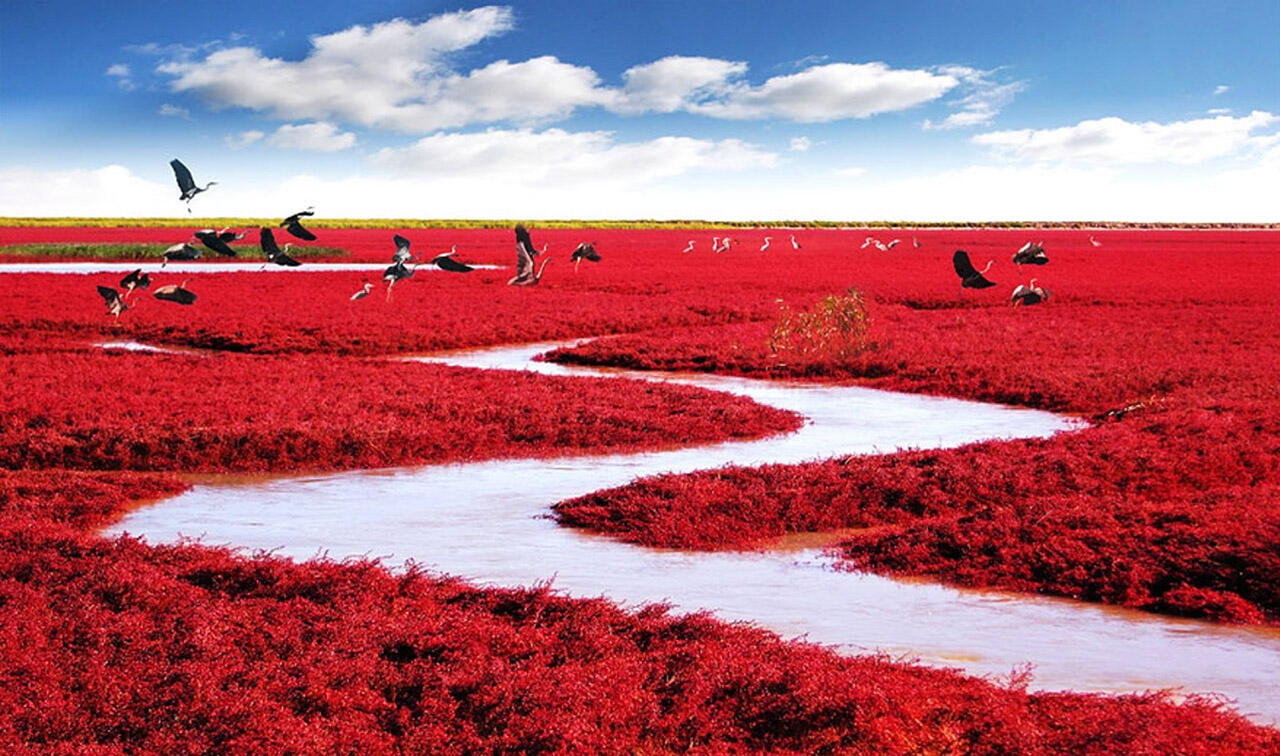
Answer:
(107, 341, 1280, 724)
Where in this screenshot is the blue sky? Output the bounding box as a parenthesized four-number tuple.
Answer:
(2, 0, 1277, 220)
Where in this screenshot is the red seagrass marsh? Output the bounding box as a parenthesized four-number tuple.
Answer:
(1, 224, 1277, 753)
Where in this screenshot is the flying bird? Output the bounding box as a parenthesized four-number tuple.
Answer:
(351, 282, 373, 301)
(953, 249, 997, 290)
(1090, 235, 1103, 248)
(569, 242, 601, 272)
(682, 240, 695, 253)
(1012, 241, 1049, 267)
(170, 159, 215, 212)
(790, 235, 801, 250)
(431, 246, 474, 273)
(280, 208, 317, 241)
(383, 260, 421, 300)
(260, 228, 302, 267)
(760, 237, 772, 252)
(886, 239, 900, 249)
(96, 285, 130, 318)
(193, 229, 238, 257)
(119, 269, 151, 295)
(509, 224, 552, 286)
(153, 280, 197, 305)
(391, 234, 414, 264)
(161, 242, 202, 266)
(1011, 279, 1051, 306)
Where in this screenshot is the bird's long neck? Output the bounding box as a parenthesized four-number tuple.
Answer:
(535, 258, 552, 280)
(981, 260, 994, 274)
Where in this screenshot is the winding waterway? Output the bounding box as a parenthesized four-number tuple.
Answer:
(107, 340, 1279, 724)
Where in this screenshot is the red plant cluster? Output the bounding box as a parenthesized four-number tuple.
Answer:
(0, 332, 798, 473)
(2, 227, 1279, 749)
(2, 471, 1276, 754)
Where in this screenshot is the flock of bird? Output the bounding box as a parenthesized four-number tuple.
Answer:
(97, 159, 607, 316)
(678, 230, 1070, 307)
(97, 158, 1086, 317)
(953, 241, 1053, 305)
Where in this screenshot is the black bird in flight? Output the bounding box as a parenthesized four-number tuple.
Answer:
(169, 159, 215, 212)
(953, 249, 996, 290)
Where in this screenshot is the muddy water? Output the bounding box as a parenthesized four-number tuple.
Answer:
(107, 341, 1280, 724)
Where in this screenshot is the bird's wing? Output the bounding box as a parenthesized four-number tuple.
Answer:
(260, 227, 281, 257)
(170, 159, 195, 192)
(277, 252, 302, 267)
(284, 220, 317, 241)
(208, 238, 237, 256)
(952, 250, 979, 280)
(515, 224, 535, 254)
(515, 240, 534, 279)
(393, 235, 411, 260)
(96, 285, 120, 304)
(434, 255, 474, 273)
(579, 243, 601, 262)
(1011, 284, 1030, 301)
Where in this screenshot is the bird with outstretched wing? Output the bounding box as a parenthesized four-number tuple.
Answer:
(281, 208, 317, 241)
(953, 249, 996, 289)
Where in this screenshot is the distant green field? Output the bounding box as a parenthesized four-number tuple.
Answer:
(0, 243, 348, 259)
(4, 217, 1269, 230)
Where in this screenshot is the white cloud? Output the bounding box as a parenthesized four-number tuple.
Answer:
(370, 128, 776, 184)
(1214, 85, 1230, 96)
(1207, 108, 1232, 115)
(267, 122, 356, 151)
(974, 111, 1279, 164)
(833, 166, 867, 177)
(0, 165, 174, 216)
(157, 103, 191, 119)
(105, 63, 135, 90)
(225, 130, 265, 149)
(789, 137, 812, 152)
(923, 65, 1025, 130)
(686, 62, 956, 122)
(6, 159, 1280, 222)
(613, 56, 746, 114)
(158, 7, 519, 132)
(377, 56, 610, 131)
(154, 9, 956, 130)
